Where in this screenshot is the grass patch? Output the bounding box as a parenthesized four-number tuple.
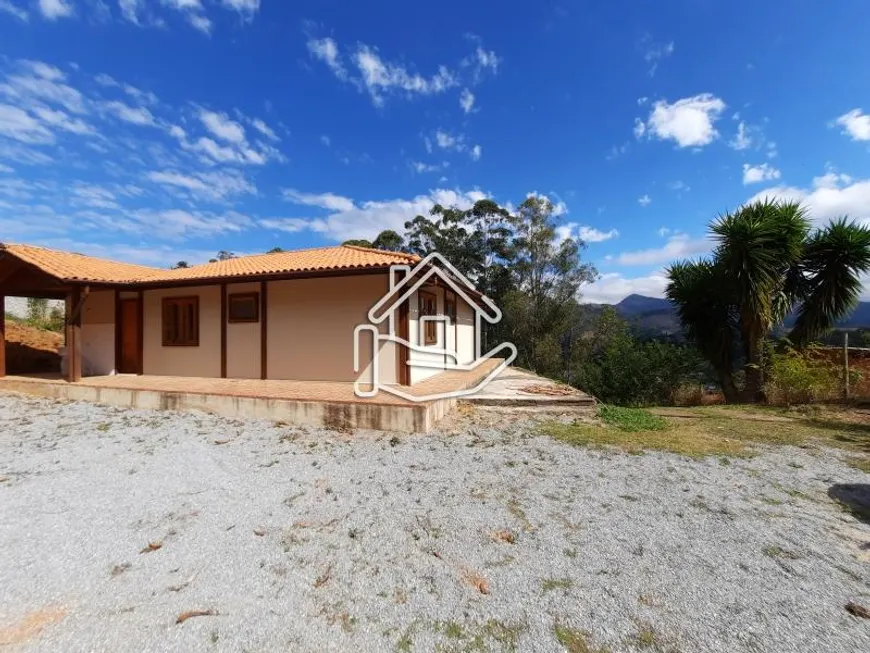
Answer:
(541, 578, 573, 593)
(554, 624, 610, 653)
(598, 405, 667, 432)
(542, 403, 870, 460)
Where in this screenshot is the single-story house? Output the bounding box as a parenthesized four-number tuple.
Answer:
(0, 242, 485, 390)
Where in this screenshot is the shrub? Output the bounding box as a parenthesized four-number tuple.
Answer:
(764, 345, 842, 405)
(671, 383, 705, 406)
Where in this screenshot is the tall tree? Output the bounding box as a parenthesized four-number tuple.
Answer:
(372, 229, 405, 252)
(666, 200, 870, 403)
(171, 261, 190, 269)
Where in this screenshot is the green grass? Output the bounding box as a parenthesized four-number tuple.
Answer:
(541, 403, 870, 462)
(553, 624, 611, 653)
(597, 405, 667, 432)
(541, 578, 573, 593)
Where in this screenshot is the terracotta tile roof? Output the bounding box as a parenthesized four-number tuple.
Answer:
(0, 243, 420, 285)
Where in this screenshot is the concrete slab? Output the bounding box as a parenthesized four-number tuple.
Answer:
(464, 367, 595, 406)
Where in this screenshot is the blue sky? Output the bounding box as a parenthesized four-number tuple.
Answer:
(1, 1, 870, 303)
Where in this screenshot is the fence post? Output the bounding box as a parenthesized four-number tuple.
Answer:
(844, 332, 850, 400)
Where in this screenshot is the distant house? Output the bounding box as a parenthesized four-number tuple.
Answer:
(0, 242, 493, 390)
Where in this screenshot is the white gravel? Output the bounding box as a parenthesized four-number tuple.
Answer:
(0, 393, 868, 652)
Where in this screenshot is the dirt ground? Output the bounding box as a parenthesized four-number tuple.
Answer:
(3, 321, 62, 374)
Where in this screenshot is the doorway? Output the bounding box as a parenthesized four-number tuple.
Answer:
(118, 298, 140, 374)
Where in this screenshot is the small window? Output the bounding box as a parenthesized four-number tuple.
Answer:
(162, 296, 199, 347)
(418, 290, 438, 345)
(445, 295, 457, 324)
(228, 292, 260, 323)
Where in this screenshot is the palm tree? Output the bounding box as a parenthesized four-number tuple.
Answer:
(666, 200, 870, 403)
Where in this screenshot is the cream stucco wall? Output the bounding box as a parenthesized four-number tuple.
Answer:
(456, 299, 476, 364)
(267, 274, 396, 384)
(81, 290, 115, 376)
(226, 281, 262, 379)
(143, 285, 221, 378)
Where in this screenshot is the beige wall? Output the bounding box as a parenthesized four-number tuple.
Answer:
(456, 298, 476, 364)
(267, 273, 396, 383)
(226, 281, 261, 379)
(143, 285, 221, 378)
(81, 290, 115, 376)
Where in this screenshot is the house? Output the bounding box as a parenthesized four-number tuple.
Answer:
(354, 252, 516, 401)
(0, 242, 502, 394)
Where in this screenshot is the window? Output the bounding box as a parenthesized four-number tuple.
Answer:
(418, 290, 438, 345)
(162, 296, 199, 346)
(228, 292, 259, 323)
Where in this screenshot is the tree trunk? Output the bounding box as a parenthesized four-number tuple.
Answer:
(741, 336, 764, 403)
(718, 369, 740, 404)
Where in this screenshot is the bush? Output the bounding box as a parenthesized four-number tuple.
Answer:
(764, 346, 846, 405)
(671, 383, 705, 406)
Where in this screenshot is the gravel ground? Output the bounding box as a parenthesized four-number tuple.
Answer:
(0, 394, 868, 653)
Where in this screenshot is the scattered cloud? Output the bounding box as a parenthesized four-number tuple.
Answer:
(147, 169, 256, 201)
(730, 121, 752, 150)
(320, 135, 331, 147)
(264, 188, 488, 240)
(0, 104, 54, 143)
(38, 0, 74, 20)
(250, 117, 279, 142)
(432, 129, 481, 161)
(640, 35, 674, 76)
(460, 88, 475, 113)
(668, 180, 690, 193)
(746, 169, 870, 226)
(308, 35, 498, 107)
(742, 162, 781, 184)
(199, 109, 245, 144)
(581, 272, 670, 304)
(834, 109, 870, 141)
(102, 100, 154, 126)
(556, 222, 619, 243)
(409, 160, 448, 174)
(632, 118, 645, 139)
(638, 94, 726, 148)
(470, 144, 482, 161)
(638, 194, 651, 207)
(616, 233, 710, 266)
(0, 1, 28, 21)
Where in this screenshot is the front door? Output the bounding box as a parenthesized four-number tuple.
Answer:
(119, 299, 140, 374)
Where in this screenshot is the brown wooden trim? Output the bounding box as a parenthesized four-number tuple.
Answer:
(136, 290, 144, 375)
(65, 287, 82, 382)
(220, 283, 227, 378)
(227, 291, 260, 323)
(418, 289, 438, 345)
(128, 265, 392, 291)
(260, 280, 268, 380)
(113, 289, 121, 373)
(0, 294, 5, 378)
(397, 298, 410, 386)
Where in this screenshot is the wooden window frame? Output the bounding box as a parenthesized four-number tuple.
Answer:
(228, 292, 260, 324)
(162, 296, 200, 347)
(445, 294, 457, 324)
(418, 289, 438, 345)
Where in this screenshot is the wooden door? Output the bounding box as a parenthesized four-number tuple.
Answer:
(119, 299, 140, 374)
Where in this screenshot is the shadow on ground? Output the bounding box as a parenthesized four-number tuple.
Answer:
(828, 484, 870, 525)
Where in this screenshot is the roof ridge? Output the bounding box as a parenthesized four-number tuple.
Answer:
(0, 241, 162, 271)
(341, 244, 420, 260)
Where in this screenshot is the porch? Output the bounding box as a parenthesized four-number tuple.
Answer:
(0, 357, 502, 432)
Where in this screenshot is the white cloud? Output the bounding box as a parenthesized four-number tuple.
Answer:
(730, 121, 751, 150)
(282, 189, 356, 212)
(353, 45, 457, 106)
(0, 63, 87, 114)
(199, 109, 246, 144)
(102, 100, 154, 125)
(556, 222, 619, 243)
(641, 37, 674, 76)
(410, 161, 447, 174)
(632, 118, 645, 139)
(435, 130, 460, 150)
(250, 118, 278, 142)
(581, 272, 670, 304)
(148, 169, 255, 200)
(638, 194, 651, 207)
(462, 46, 500, 81)
(0, 1, 28, 21)
(38, 0, 74, 20)
(668, 180, 690, 193)
(307, 38, 347, 80)
(118, 0, 141, 23)
(320, 135, 330, 147)
(0, 104, 54, 143)
(742, 162, 781, 185)
(32, 107, 94, 135)
(265, 188, 488, 240)
(641, 93, 726, 148)
(460, 88, 475, 113)
(834, 109, 870, 141)
(616, 233, 710, 266)
(161, 0, 211, 34)
(220, 0, 259, 17)
(470, 144, 482, 161)
(746, 170, 870, 226)
(0, 163, 13, 173)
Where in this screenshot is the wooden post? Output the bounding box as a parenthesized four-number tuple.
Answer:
(65, 287, 82, 382)
(844, 332, 850, 400)
(0, 294, 5, 378)
(220, 282, 227, 378)
(260, 281, 268, 380)
(136, 291, 144, 375)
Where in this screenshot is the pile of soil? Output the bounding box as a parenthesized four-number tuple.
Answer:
(5, 321, 62, 374)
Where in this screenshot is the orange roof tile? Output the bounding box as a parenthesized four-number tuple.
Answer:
(0, 242, 420, 285)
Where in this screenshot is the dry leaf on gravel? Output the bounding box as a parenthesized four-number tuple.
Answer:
(139, 541, 162, 554)
(176, 610, 215, 624)
(492, 529, 517, 544)
(464, 570, 490, 594)
(846, 602, 870, 619)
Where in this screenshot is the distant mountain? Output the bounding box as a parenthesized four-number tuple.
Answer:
(596, 294, 870, 338)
